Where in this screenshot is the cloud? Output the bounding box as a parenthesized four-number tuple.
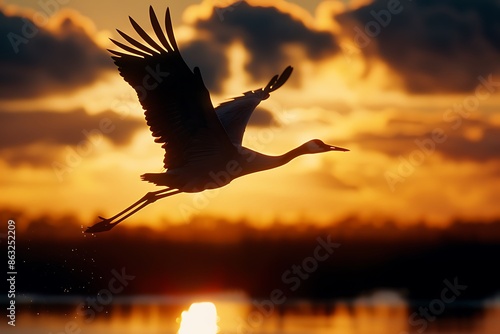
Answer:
(182, 1, 339, 92)
(437, 125, 500, 162)
(179, 39, 230, 94)
(0, 7, 114, 99)
(0, 109, 144, 166)
(345, 117, 500, 162)
(247, 106, 277, 127)
(337, 0, 500, 93)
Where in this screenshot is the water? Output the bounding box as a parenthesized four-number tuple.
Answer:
(1, 294, 499, 334)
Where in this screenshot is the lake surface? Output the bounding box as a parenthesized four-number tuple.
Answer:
(2, 293, 499, 334)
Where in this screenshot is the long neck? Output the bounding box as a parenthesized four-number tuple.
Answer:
(240, 144, 309, 176)
(276, 145, 310, 166)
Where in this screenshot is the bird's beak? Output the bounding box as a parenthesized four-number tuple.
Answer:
(329, 145, 350, 152)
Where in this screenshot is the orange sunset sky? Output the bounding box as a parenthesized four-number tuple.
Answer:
(1, 0, 499, 230)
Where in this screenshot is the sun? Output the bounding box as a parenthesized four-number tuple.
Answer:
(177, 302, 219, 334)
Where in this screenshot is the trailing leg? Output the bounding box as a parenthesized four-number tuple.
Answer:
(84, 188, 181, 233)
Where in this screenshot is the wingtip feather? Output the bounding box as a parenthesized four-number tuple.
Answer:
(109, 38, 150, 57)
(270, 66, 293, 92)
(128, 15, 166, 54)
(164, 7, 178, 51)
(150, 5, 174, 52)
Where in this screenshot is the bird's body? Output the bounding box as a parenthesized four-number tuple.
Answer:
(85, 6, 348, 233)
(141, 142, 331, 192)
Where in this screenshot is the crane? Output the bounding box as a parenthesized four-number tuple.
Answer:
(85, 6, 348, 233)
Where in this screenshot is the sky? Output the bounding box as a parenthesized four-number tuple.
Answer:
(1, 0, 500, 231)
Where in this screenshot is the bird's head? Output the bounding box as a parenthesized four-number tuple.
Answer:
(305, 139, 349, 153)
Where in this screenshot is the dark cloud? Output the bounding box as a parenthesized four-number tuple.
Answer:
(180, 39, 229, 94)
(344, 118, 500, 162)
(0, 8, 114, 99)
(0, 109, 144, 166)
(337, 0, 500, 93)
(0, 144, 60, 167)
(182, 1, 339, 92)
(247, 106, 277, 127)
(437, 125, 500, 161)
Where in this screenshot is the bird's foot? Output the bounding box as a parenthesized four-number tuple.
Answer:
(84, 216, 117, 233)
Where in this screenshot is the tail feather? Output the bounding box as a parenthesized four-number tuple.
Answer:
(141, 173, 166, 186)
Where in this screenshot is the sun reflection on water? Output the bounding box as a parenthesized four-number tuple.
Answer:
(177, 302, 219, 334)
(9, 295, 499, 334)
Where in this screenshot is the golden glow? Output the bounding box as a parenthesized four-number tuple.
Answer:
(2, 0, 500, 230)
(16, 298, 497, 334)
(463, 126, 484, 142)
(178, 302, 219, 334)
(219, 42, 251, 101)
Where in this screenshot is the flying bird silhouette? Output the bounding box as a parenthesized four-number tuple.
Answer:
(85, 6, 349, 233)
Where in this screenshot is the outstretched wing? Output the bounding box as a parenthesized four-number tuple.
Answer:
(215, 66, 293, 146)
(109, 6, 235, 169)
